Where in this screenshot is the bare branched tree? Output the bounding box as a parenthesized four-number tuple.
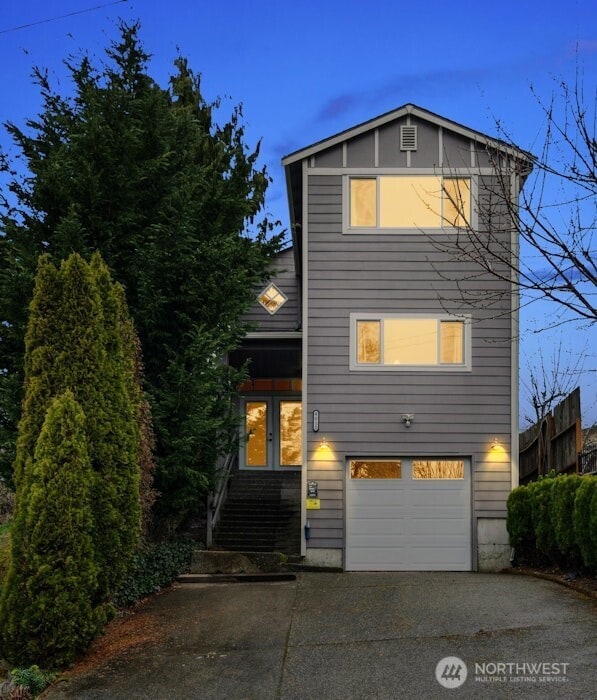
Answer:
(432, 69, 596, 326)
(521, 340, 586, 426)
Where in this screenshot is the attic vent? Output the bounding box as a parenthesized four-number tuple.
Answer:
(400, 125, 417, 151)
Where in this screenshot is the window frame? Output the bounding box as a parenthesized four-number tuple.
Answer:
(349, 313, 472, 372)
(343, 173, 476, 233)
(257, 282, 288, 315)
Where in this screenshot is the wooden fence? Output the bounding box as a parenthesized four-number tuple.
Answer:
(519, 388, 582, 484)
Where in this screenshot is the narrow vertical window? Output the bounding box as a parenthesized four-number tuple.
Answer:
(246, 401, 267, 467)
(350, 179, 377, 227)
(357, 320, 381, 363)
(443, 178, 471, 227)
(440, 321, 464, 364)
(279, 401, 302, 466)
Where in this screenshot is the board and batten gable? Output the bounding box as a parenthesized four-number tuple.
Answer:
(282, 104, 531, 571)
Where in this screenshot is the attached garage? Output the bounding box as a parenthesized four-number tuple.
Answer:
(345, 458, 472, 571)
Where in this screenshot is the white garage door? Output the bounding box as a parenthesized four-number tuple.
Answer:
(346, 458, 471, 571)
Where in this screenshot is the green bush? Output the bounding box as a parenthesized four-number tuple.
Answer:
(529, 478, 558, 564)
(507, 486, 536, 564)
(0, 392, 103, 668)
(552, 474, 584, 567)
(573, 477, 597, 572)
(12, 253, 142, 605)
(11, 665, 57, 696)
(0, 522, 10, 586)
(0, 481, 14, 525)
(114, 539, 195, 609)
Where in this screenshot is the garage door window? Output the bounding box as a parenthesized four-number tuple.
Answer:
(350, 460, 402, 479)
(412, 459, 464, 479)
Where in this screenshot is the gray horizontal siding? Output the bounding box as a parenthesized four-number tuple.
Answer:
(242, 248, 299, 331)
(305, 171, 513, 550)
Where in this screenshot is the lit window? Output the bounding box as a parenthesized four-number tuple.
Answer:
(412, 459, 464, 479)
(258, 283, 287, 315)
(351, 314, 469, 371)
(350, 179, 377, 227)
(350, 460, 402, 479)
(348, 176, 471, 229)
(442, 178, 471, 227)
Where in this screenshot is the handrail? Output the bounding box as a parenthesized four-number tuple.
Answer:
(206, 452, 236, 547)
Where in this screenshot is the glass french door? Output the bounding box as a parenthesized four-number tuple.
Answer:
(243, 398, 302, 469)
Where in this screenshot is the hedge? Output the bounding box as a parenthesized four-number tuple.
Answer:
(507, 474, 596, 573)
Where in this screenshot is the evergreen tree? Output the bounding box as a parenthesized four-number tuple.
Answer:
(0, 21, 283, 524)
(8, 253, 141, 603)
(0, 391, 101, 667)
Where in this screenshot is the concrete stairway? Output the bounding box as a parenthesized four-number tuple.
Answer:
(212, 470, 301, 554)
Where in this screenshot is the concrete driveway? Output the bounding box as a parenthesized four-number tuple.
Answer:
(46, 572, 596, 699)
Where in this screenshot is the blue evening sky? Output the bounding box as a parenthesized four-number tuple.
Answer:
(1, 1, 595, 427)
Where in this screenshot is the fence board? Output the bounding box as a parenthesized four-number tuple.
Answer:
(519, 388, 582, 484)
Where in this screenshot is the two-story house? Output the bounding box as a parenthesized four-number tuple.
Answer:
(219, 103, 532, 572)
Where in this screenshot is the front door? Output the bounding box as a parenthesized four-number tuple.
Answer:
(242, 397, 302, 469)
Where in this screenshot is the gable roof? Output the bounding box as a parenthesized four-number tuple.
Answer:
(282, 103, 534, 274)
(282, 102, 533, 166)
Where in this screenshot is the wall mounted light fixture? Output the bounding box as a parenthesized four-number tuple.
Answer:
(320, 436, 328, 448)
(401, 414, 415, 428)
(491, 437, 500, 450)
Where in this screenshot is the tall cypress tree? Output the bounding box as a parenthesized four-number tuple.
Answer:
(6, 253, 141, 604)
(0, 391, 101, 667)
(0, 22, 283, 524)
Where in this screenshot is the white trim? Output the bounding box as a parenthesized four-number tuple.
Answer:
(282, 103, 532, 166)
(310, 166, 495, 176)
(239, 396, 302, 471)
(301, 160, 309, 557)
(343, 174, 477, 233)
(349, 312, 472, 372)
(244, 331, 302, 340)
(257, 282, 288, 315)
(406, 114, 411, 168)
(374, 129, 379, 167)
(511, 171, 520, 490)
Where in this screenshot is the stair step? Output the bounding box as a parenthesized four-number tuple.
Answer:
(212, 469, 301, 555)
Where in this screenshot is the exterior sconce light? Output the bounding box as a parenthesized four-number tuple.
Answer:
(491, 437, 500, 450)
(320, 437, 328, 448)
(401, 414, 415, 428)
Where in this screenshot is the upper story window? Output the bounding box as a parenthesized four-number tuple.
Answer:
(348, 175, 471, 230)
(258, 283, 287, 315)
(350, 313, 471, 371)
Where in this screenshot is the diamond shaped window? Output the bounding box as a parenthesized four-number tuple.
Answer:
(258, 283, 288, 315)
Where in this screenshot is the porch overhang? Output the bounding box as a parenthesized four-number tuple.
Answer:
(230, 332, 302, 379)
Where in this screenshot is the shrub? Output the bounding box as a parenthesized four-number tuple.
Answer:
(12, 253, 143, 604)
(528, 478, 558, 564)
(573, 476, 597, 572)
(506, 486, 535, 564)
(10, 666, 57, 696)
(114, 539, 195, 609)
(0, 522, 10, 586)
(0, 481, 14, 525)
(0, 392, 103, 668)
(552, 474, 584, 567)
